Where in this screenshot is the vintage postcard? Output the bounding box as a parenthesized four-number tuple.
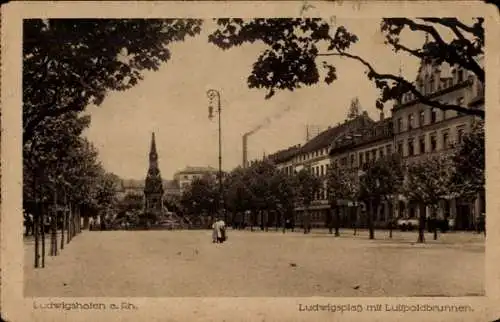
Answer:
(1, 1, 499, 321)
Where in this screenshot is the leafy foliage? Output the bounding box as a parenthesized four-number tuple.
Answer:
(346, 97, 362, 120)
(210, 18, 484, 117)
(209, 18, 357, 99)
(294, 167, 322, 208)
(403, 155, 453, 206)
(326, 164, 359, 206)
(359, 153, 404, 202)
(224, 160, 296, 217)
(450, 120, 485, 199)
(181, 175, 218, 215)
(23, 18, 203, 144)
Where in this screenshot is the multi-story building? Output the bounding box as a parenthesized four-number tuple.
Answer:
(391, 60, 484, 230)
(266, 112, 374, 228)
(328, 111, 394, 228)
(173, 166, 219, 195)
(328, 59, 484, 230)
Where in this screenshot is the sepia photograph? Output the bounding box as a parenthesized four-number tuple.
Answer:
(21, 15, 486, 298)
(2, 1, 498, 321)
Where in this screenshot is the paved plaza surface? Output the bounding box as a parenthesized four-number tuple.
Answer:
(24, 229, 485, 297)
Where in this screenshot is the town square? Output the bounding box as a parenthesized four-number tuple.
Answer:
(3, 10, 488, 321)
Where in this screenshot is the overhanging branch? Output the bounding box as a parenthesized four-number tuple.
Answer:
(318, 51, 484, 118)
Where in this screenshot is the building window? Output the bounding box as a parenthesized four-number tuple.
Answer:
(321, 165, 324, 176)
(341, 157, 347, 166)
(457, 69, 464, 83)
(386, 144, 392, 155)
(419, 136, 426, 154)
(397, 141, 404, 155)
(419, 110, 425, 127)
(379, 147, 384, 158)
(408, 138, 415, 156)
(408, 113, 414, 129)
(350, 154, 355, 168)
(431, 108, 437, 124)
(371, 150, 377, 160)
(397, 118, 403, 132)
(443, 131, 450, 149)
(430, 134, 437, 152)
(429, 77, 435, 93)
(365, 151, 369, 162)
(359, 152, 364, 165)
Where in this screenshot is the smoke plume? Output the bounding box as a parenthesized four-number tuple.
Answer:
(245, 105, 293, 137)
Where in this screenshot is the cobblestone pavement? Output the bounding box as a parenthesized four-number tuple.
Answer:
(24, 229, 485, 297)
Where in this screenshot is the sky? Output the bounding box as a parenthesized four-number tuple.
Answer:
(84, 18, 426, 180)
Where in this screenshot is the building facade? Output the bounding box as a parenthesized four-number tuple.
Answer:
(328, 59, 484, 230)
(173, 166, 219, 195)
(263, 59, 484, 231)
(266, 112, 375, 228)
(391, 60, 484, 230)
(328, 112, 394, 228)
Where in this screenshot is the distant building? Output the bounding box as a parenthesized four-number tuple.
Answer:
(262, 59, 484, 231)
(266, 112, 374, 228)
(173, 166, 219, 195)
(329, 58, 484, 230)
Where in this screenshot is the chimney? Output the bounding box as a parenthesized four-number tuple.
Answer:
(242, 134, 248, 168)
(380, 111, 385, 121)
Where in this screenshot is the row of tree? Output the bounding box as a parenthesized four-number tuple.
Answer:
(179, 120, 484, 243)
(23, 19, 205, 268)
(23, 110, 121, 268)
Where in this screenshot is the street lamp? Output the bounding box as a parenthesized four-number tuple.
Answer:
(207, 89, 226, 222)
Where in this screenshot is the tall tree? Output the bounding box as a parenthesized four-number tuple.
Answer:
(294, 167, 322, 234)
(326, 164, 359, 236)
(360, 154, 404, 239)
(23, 19, 203, 144)
(181, 175, 218, 218)
(209, 18, 484, 117)
(403, 156, 453, 243)
(450, 120, 485, 201)
(346, 97, 362, 120)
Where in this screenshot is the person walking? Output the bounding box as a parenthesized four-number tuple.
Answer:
(218, 218, 226, 243)
(212, 217, 220, 243)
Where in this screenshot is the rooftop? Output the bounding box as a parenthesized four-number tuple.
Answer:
(175, 166, 219, 175)
(267, 144, 301, 164)
(300, 112, 374, 154)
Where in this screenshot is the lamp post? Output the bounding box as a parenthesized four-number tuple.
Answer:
(207, 89, 226, 223)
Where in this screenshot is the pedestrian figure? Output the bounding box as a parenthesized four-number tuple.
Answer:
(218, 218, 227, 243)
(212, 217, 226, 243)
(212, 217, 220, 243)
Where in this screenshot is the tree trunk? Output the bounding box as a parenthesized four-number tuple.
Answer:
(41, 204, 46, 268)
(388, 201, 393, 239)
(334, 207, 341, 237)
(77, 206, 81, 234)
(417, 204, 426, 243)
(327, 207, 333, 234)
(368, 200, 375, 240)
(353, 205, 358, 236)
(303, 209, 306, 234)
(34, 206, 40, 268)
(432, 207, 438, 240)
(61, 208, 66, 250)
(67, 203, 72, 243)
(50, 189, 58, 256)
